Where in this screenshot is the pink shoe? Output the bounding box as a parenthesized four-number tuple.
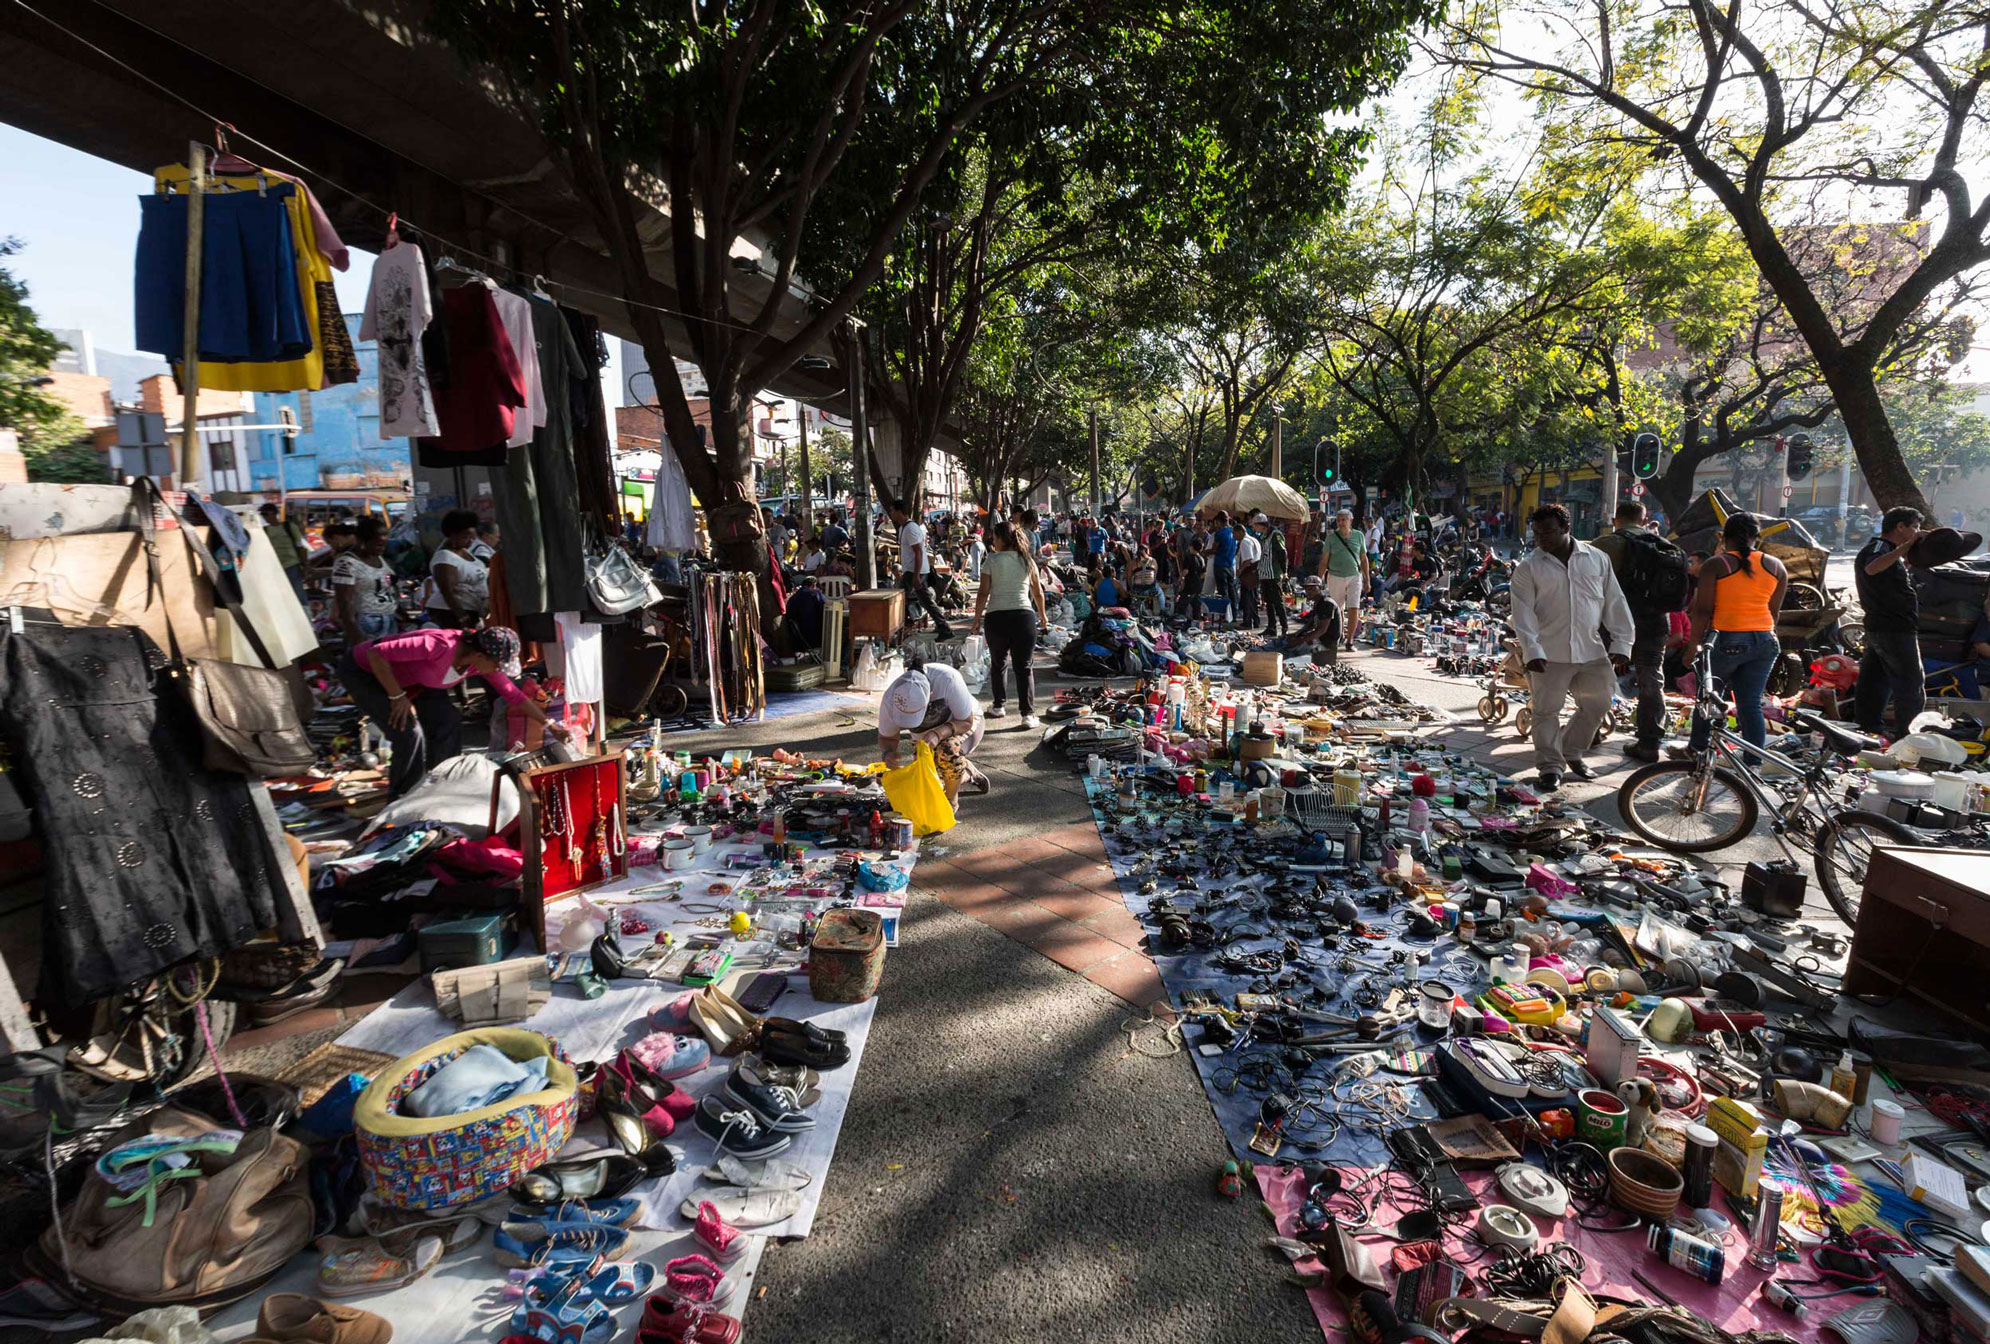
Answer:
(692, 1200, 745, 1264)
(649, 993, 699, 1033)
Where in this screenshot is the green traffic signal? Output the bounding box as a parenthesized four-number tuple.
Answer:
(1631, 433, 1661, 480)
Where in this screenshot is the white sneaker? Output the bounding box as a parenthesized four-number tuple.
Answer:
(987, 706, 1009, 719)
(1021, 714, 1042, 729)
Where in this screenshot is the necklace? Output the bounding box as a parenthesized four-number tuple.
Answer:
(592, 769, 613, 881)
(561, 778, 582, 877)
(542, 776, 569, 847)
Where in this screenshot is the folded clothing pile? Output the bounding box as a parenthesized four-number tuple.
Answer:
(404, 1043, 551, 1118)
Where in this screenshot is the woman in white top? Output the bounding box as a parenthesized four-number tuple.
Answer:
(426, 509, 490, 629)
(878, 658, 986, 805)
(332, 516, 401, 646)
(970, 522, 1049, 726)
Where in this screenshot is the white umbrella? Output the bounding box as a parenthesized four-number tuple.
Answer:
(1194, 474, 1310, 522)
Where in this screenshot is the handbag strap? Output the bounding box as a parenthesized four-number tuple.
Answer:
(135, 478, 280, 670)
(132, 478, 188, 672)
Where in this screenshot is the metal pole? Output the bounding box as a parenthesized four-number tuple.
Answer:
(1836, 445, 1853, 536)
(1600, 434, 1619, 527)
(848, 326, 876, 591)
(177, 141, 208, 487)
(1089, 405, 1100, 515)
(1778, 438, 1791, 518)
(797, 408, 814, 538)
(1269, 406, 1283, 479)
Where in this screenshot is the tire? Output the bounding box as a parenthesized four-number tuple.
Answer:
(1617, 760, 1761, 853)
(1478, 695, 1501, 724)
(1838, 621, 1866, 657)
(652, 684, 690, 720)
(1516, 707, 1533, 739)
(1814, 811, 1919, 925)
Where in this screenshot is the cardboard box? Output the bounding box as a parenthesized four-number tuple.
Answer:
(1240, 652, 1283, 686)
(1707, 1096, 1768, 1198)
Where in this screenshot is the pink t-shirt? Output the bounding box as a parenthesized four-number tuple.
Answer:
(354, 628, 526, 705)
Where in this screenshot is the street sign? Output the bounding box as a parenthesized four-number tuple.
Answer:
(1629, 482, 1645, 498)
(1781, 485, 1794, 498)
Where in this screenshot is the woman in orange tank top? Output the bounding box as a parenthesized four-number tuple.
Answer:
(1685, 514, 1788, 756)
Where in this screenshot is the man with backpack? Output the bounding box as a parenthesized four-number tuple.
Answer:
(1590, 501, 1691, 762)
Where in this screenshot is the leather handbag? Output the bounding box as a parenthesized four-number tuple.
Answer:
(585, 533, 660, 616)
(133, 480, 315, 778)
(36, 1105, 313, 1311)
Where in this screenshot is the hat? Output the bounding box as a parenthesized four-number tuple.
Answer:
(471, 625, 523, 679)
(1907, 526, 1982, 567)
(885, 670, 931, 723)
(1302, 574, 1324, 589)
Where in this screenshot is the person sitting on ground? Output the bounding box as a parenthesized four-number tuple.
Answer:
(1094, 562, 1125, 612)
(1287, 576, 1342, 652)
(787, 576, 827, 650)
(878, 655, 987, 805)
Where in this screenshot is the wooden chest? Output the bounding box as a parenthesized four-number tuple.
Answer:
(846, 588, 906, 641)
(1843, 846, 1990, 1034)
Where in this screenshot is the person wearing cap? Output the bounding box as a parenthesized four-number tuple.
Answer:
(1853, 506, 1927, 737)
(341, 625, 576, 798)
(877, 655, 986, 806)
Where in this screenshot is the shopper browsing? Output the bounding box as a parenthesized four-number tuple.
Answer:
(1254, 514, 1288, 638)
(1205, 510, 1238, 622)
(341, 625, 576, 798)
(1589, 501, 1690, 763)
(260, 503, 311, 599)
(878, 657, 986, 805)
(1235, 518, 1263, 629)
(1323, 509, 1369, 648)
(888, 499, 954, 640)
(1853, 506, 1926, 738)
(1509, 504, 1634, 791)
(426, 508, 491, 630)
(970, 522, 1049, 728)
(1681, 512, 1788, 761)
(332, 517, 400, 645)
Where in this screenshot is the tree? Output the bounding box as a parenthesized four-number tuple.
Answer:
(1436, 0, 1990, 514)
(434, 0, 1440, 572)
(0, 239, 98, 483)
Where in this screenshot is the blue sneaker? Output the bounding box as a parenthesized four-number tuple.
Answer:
(721, 1058, 816, 1134)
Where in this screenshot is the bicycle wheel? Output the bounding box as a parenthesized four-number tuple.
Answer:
(1814, 811, 1919, 925)
(1617, 760, 1760, 853)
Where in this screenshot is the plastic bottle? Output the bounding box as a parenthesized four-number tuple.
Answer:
(1408, 796, 1429, 833)
(1830, 1049, 1857, 1102)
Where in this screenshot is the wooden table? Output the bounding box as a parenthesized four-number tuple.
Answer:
(1842, 846, 1990, 1034)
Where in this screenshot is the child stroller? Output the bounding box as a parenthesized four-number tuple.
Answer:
(1479, 639, 1627, 743)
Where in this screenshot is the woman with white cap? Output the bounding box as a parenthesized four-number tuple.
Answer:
(877, 655, 987, 805)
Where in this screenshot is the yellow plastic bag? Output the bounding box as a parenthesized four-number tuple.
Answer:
(881, 741, 957, 835)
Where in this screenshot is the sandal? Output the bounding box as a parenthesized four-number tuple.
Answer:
(317, 1232, 444, 1297)
(511, 1275, 617, 1344)
(658, 1254, 734, 1309)
(521, 1262, 656, 1307)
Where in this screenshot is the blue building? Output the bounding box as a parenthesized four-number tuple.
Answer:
(253, 314, 414, 492)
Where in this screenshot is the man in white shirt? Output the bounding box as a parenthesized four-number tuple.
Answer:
(1508, 503, 1634, 791)
(888, 499, 954, 639)
(1235, 520, 1264, 629)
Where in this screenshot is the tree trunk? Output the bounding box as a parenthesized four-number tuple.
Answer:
(1823, 360, 1931, 514)
(1650, 418, 1710, 524)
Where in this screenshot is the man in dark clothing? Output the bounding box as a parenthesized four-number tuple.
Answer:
(1853, 506, 1926, 737)
(1590, 501, 1670, 762)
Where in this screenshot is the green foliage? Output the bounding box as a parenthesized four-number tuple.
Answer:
(21, 411, 101, 484)
(0, 237, 70, 437)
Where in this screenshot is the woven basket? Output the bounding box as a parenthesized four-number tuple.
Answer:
(355, 1028, 579, 1211)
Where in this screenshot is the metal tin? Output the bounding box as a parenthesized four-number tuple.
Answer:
(885, 814, 915, 849)
(1747, 1185, 1785, 1270)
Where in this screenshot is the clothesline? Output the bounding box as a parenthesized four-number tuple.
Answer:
(7, 0, 797, 342)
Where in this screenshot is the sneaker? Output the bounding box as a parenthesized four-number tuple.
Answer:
(1622, 743, 1660, 763)
(1020, 714, 1042, 730)
(1564, 760, 1595, 781)
(693, 1095, 793, 1160)
(987, 705, 1009, 719)
(721, 1059, 817, 1134)
(1533, 772, 1562, 792)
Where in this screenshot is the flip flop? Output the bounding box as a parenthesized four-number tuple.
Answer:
(678, 1187, 803, 1228)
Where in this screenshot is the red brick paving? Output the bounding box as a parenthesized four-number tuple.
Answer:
(915, 816, 1168, 1012)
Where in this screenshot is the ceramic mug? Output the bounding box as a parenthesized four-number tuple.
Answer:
(662, 840, 695, 871)
(683, 825, 714, 854)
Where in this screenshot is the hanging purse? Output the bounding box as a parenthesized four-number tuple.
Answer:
(584, 531, 660, 617)
(133, 480, 316, 779)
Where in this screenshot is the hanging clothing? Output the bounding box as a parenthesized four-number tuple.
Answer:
(492, 289, 547, 450)
(490, 292, 588, 616)
(151, 163, 355, 391)
(359, 241, 440, 437)
(563, 308, 621, 529)
(415, 283, 526, 463)
(1, 625, 282, 1006)
(134, 185, 310, 365)
(647, 445, 698, 552)
(208, 155, 351, 271)
(552, 612, 604, 704)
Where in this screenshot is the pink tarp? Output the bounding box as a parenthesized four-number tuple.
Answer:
(1256, 1165, 1830, 1343)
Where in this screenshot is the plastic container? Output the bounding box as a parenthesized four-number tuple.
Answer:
(1931, 771, 1973, 810)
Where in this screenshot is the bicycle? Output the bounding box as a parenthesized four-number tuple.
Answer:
(1615, 646, 1922, 924)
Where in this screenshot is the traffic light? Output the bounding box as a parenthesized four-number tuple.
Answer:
(1320, 443, 1338, 485)
(1631, 433, 1662, 479)
(1786, 434, 1813, 481)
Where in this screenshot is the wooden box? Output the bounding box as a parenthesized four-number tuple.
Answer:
(846, 588, 906, 641)
(1241, 651, 1283, 686)
(1843, 847, 1990, 1033)
(506, 750, 629, 954)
